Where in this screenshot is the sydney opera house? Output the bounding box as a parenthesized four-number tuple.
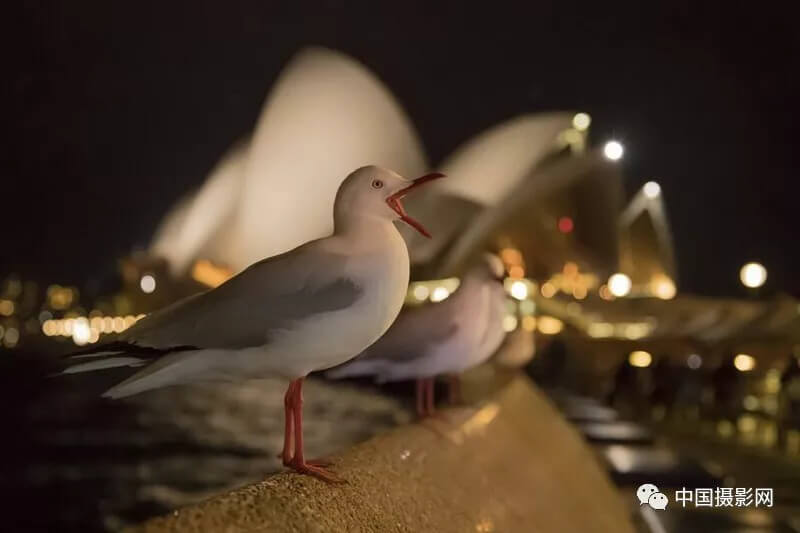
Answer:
(114, 47, 799, 382)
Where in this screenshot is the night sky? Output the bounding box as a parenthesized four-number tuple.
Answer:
(4, 2, 799, 297)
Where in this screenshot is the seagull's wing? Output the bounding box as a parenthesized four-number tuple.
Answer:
(134, 244, 360, 351)
(347, 297, 461, 366)
(325, 300, 459, 380)
(72, 243, 361, 360)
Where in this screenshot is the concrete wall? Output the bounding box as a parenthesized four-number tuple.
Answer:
(132, 376, 634, 533)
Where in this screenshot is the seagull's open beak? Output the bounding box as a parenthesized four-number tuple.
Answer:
(386, 172, 445, 238)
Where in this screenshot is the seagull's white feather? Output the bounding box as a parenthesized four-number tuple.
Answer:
(63, 357, 146, 374)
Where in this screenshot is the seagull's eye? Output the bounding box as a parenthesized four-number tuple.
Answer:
(371, 179, 384, 189)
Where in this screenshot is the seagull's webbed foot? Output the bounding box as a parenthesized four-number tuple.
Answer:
(279, 452, 334, 468)
(306, 457, 334, 468)
(287, 458, 345, 483)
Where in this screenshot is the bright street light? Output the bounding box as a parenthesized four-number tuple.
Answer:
(643, 181, 661, 198)
(572, 112, 591, 131)
(603, 140, 624, 161)
(628, 350, 652, 368)
(734, 353, 756, 372)
(608, 273, 632, 297)
(739, 262, 767, 289)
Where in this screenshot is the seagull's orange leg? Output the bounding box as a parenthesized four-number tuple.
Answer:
(280, 380, 295, 465)
(286, 378, 343, 483)
(415, 378, 426, 417)
(447, 374, 462, 405)
(425, 377, 436, 416)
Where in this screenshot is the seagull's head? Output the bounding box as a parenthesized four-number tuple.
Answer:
(335, 165, 445, 237)
(466, 253, 505, 282)
(483, 253, 506, 281)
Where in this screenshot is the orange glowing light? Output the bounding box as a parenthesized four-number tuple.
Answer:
(563, 262, 578, 277)
(508, 265, 525, 279)
(499, 248, 523, 266)
(540, 282, 557, 298)
(192, 260, 234, 288)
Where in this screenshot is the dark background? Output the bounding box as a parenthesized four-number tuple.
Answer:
(3, 1, 798, 296)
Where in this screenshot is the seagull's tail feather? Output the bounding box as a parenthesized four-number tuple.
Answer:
(62, 340, 130, 359)
(101, 349, 221, 399)
(62, 357, 147, 374)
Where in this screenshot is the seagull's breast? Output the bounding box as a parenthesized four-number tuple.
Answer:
(337, 227, 411, 351)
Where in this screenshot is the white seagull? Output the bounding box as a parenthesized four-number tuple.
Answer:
(327, 254, 508, 417)
(63, 165, 444, 482)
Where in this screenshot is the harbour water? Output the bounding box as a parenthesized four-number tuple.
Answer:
(0, 351, 409, 531)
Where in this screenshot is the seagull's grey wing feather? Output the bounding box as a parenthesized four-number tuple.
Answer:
(123, 243, 361, 351)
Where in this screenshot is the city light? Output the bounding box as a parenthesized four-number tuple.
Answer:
(412, 284, 430, 301)
(140, 274, 157, 294)
(603, 140, 624, 161)
(430, 286, 450, 302)
(743, 395, 760, 411)
(572, 285, 587, 300)
(192, 259, 234, 288)
(42, 314, 146, 344)
(557, 216, 574, 233)
(3, 327, 19, 348)
(687, 353, 702, 369)
(519, 299, 535, 315)
(499, 248, 523, 266)
(72, 318, 91, 345)
(509, 280, 528, 300)
(508, 265, 524, 279)
(521, 315, 536, 331)
(652, 276, 676, 300)
(540, 282, 557, 298)
(628, 350, 652, 368)
(740, 262, 767, 289)
(643, 181, 661, 198)
(502, 315, 518, 332)
(607, 273, 632, 297)
(572, 112, 591, 131)
(734, 353, 756, 372)
(587, 322, 614, 338)
(621, 322, 653, 340)
(0, 299, 14, 316)
(598, 284, 614, 300)
(537, 316, 564, 335)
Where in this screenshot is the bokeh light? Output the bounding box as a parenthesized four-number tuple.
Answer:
(739, 262, 767, 289)
(734, 353, 756, 372)
(603, 140, 624, 161)
(430, 286, 450, 302)
(510, 280, 528, 300)
(643, 181, 661, 198)
(628, 350, 652, 368)
(140, 274, 157, 294)
(608, 273, 632, 297)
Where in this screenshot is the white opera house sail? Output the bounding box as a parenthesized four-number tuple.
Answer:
(149, 46, 583, 285)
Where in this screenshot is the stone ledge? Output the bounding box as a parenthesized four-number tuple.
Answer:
(132, 376, 634, 533)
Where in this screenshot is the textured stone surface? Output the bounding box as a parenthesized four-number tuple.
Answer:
(132, 376, 635, 533)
